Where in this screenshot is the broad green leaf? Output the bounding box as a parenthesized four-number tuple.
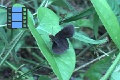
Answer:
(28, 7, 75, 80)
(91, 0, 120, 50)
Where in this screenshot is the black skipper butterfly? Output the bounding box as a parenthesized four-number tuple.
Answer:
(49, 25, 75, 54)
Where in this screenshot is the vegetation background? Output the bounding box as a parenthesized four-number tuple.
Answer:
(0, 0, 120, 80)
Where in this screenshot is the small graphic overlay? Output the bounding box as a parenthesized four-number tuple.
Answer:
(7, 7, 27, 29)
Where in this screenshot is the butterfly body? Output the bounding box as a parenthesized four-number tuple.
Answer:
(49, 25, 75, 54)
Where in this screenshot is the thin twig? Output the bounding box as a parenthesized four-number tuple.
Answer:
(74, 48, 118, 72)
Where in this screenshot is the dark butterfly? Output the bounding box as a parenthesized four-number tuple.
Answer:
(49, 25, 75, 54)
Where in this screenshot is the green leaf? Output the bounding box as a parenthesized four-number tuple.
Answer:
(73, 19, 93, 29)
(0, 8, 7, 44)
(93, 13, 99, 39)
(116, 0, 120, 5)
(91, 0, 120, 80)
(74, 32, 107, 44)
(28, 7, 76, 80)
(84, 54, 113, 80)
(107, 0, 120, 25)
(60, 7, 95, 24)
(107, 0, 120, 15)
(110, 64, 120, 80)
(38, 76, 51, 80)
(0, 8, 7, 25)
(13, 4, 25, 7)
(91, 0, 120, 50)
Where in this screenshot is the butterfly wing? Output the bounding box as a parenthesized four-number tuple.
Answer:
(49, 25, 74, 54)
(55, 25, 75, 38)
(52, 38, 69, 54)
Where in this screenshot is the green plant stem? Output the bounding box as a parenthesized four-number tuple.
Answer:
(0, 30, 25, 67)
(100, 52, 120, 80)
(40, 0, 47, 7)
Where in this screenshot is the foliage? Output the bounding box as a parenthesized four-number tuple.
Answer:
(0, 0, 120, 80)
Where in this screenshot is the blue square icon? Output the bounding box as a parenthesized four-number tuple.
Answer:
(7, 7, 28, 29)
(12, 7, 22, 12)
(12, 13, 22, 21)
(12, 22, 22, 28)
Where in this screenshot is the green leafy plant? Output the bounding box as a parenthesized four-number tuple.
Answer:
(0, 0, 120, 80)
